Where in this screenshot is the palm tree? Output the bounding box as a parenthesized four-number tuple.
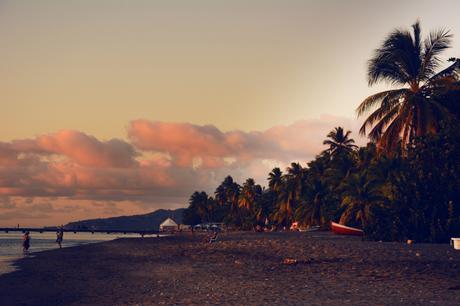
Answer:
(183, 192, 203, 225)
(254, 189, 273, 225)
(238, 178, 263, 229)
(274, 163, 305, 226)
(286, 162, 304, 196)
(353, 143, 377, 171)
(322, 127, 357, 157)
(268, 167, 283, 192)
(214, 184, 226, 206)
(339, 172, 384, 229)
(357, 21, 460, 153)
(266, 168, 283, 226)
(226, 181, 241, 218)
(206, 197, 217, 223)
(189, 191, 210, 222)
(295, 178, 328, 226)
(238, 178, 262, 211)
(214, 176, 235, 206)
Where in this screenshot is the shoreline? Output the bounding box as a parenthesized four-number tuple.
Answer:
(0, 231, 459, 305)
(0, 239, 106, 277)
(0, 255, 23, 275)
(0, 232, 148, 277)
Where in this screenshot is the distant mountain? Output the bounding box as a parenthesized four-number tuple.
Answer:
(64, 208, 185, 231)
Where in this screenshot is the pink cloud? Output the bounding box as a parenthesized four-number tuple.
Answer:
(0, 143, 20, 166)
(0, 130, 176, 200)
(0, 160, 176, 198)
(128, 115, 365, 167)
(0, 116, 367, 226)
(12, 130, 138, 168)
(128, 121, 229, 167)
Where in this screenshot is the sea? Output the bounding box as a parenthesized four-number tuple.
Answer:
(0, 231, 142, 275)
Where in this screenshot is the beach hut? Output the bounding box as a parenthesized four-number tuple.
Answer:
(159, 218, 178, 232)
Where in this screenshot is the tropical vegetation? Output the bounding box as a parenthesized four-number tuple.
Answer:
(183, 21, 460, 243)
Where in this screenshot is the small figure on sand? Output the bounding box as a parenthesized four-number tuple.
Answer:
(56, 226, 64, 248)
(208, 230, 218, 243)
(22, 231, 30, 253)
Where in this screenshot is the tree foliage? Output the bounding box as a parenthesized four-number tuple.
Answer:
(183, 21, 460, 242)
(357, 21, 460, 153)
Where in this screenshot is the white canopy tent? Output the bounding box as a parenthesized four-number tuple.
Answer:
(160, 218, 178, 232)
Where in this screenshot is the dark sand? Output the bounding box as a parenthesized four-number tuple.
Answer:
(1, 231, 460, 306)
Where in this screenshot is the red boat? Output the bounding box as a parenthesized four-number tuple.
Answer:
(331, 221, 363, 236)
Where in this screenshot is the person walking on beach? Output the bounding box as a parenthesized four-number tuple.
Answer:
(22, 231, 30, 253)
(56, 227, 64, 248)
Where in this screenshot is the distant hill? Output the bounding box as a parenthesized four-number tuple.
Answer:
(64, 208, 185, 231)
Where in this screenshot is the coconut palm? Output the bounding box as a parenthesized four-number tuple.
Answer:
(253, 189, 273, 225)
(206, 197, 217, 223)
(214, 176, 235, 206)
(357, 21, 460, 153)
(273, 163, 305, 226)
(238, 178, 262, 211)
(189, 191, 210, 222)
(213, 175, 242, 226)
(295, 178, 328, 226)
(216, 176, 241, 209)
(322, 127, 357, 157)
(354, 144, 377, 170)
(286, 162, 305, 196)
(339, 172, 384, 228)
(268, 167, 283, 192)
(266, 168, 283, 226)
(214, 184, 226, 206)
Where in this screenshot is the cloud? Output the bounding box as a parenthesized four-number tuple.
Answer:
(128, 115, 365, 167)
(0, 197, 134, 226)
(0, 116, 367, 226)
(0, 131, 175, 199)
(12, 130, 138, 168)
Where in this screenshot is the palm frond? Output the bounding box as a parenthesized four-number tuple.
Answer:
(368, 28, 422, 86)
(378, 101, 414, 152)
(367, 105, 401, 142)
(357, 89, 408, 116)
(427, 58, 460, 83)
(359, 92, 404, 136)
(419, 28, 452, 81)
(378, 120, 402, 153)
(412, 21, 422, 57)
(368, 53, 410, 86)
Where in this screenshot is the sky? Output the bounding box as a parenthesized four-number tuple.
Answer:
(1, 0, 459, 226)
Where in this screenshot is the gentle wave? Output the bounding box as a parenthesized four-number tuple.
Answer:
(0, 231, 144, 275)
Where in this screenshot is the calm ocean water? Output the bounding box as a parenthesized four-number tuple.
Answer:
(0, 231, 142, 275)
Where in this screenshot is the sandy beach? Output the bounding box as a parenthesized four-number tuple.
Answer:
(0, 231, 459, 306)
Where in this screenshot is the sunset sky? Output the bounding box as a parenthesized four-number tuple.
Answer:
(1, 0, 460, 226)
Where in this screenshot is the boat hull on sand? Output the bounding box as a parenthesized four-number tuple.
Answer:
(331, 221, 363, 236)
(299, 226, 320, 232)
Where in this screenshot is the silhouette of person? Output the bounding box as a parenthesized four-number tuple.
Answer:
(56, 227, 64, 248)
(23, 232, 30, 253)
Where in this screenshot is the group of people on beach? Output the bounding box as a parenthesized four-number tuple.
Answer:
(22, 226, 65, 253)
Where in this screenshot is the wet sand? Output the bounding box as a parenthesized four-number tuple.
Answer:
(0, 231, 459, 305)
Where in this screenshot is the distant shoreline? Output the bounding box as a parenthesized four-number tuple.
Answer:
(0, 232, 459, 305)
